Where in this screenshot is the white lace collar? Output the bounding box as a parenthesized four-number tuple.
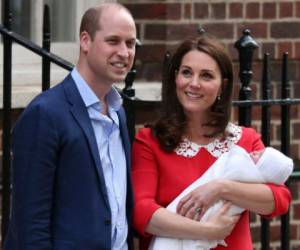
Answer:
(174, 123, 242, 158)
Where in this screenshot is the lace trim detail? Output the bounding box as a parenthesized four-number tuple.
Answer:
(174, 123, 242, 158)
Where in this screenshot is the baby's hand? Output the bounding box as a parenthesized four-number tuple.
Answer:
(250, 149, 265, 164)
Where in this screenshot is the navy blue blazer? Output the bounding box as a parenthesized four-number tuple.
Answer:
(4, 74, 133, 250)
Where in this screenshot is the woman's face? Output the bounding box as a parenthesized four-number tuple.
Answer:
(175, 49, 222, 117)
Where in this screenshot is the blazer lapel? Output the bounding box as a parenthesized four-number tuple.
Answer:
(117, 108, 134, 215)
(63, 75, 110, 209)
(117, 108, 131, 168)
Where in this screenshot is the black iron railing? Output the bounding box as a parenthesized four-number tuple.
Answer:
(0, 2, 300, 250)
(1, 1, 12, 244)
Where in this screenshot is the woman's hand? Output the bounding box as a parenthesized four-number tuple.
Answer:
(145, 201, 239, 241)
(204, 202, 240, 240)
(176, 180, 222, 220)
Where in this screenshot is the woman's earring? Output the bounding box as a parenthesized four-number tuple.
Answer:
(212, 95, 222, 113)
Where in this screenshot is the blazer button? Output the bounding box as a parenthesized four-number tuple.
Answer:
(104, 219, 111, 225)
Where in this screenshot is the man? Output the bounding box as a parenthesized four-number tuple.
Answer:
(4, 3, 136, 250)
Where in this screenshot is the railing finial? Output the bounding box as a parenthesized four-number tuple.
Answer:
(235, 29, 259, 126)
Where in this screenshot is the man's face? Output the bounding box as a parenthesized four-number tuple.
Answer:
(81, 7, 136, 85)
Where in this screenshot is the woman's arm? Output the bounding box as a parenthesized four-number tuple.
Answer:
(219, 180, 275, 215)
(146, 202, 239, 240)
(177, 179, 290, 219)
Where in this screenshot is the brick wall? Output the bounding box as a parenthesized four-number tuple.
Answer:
(120, 0, 300, 249)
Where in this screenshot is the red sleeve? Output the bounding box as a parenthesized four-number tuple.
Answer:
(131, 128, 162, 236)
(262, 183, 292, 219)
(251, 128, 265, 152)
(239, 126, 265, 152)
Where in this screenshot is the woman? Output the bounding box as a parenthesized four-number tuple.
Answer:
(131, 35, 291, 250)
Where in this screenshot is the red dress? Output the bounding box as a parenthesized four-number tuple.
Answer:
(132, 124, 291, 250)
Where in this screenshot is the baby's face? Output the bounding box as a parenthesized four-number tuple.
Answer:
(250, 149, 265, 164)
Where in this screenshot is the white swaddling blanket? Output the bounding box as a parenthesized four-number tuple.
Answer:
(149, 145, 293, 250)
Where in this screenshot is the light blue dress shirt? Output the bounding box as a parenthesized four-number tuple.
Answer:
(71, 68, 128, 250)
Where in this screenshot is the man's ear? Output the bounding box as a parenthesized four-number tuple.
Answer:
(80, 31, 91, 53)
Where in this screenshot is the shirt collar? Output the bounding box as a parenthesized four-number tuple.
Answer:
(71, 67, 123, 111)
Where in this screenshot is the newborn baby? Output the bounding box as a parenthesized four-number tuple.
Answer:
(149, 146, 294, 250)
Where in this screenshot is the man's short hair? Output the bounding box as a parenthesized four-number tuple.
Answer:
(79, 3, 133, 41)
